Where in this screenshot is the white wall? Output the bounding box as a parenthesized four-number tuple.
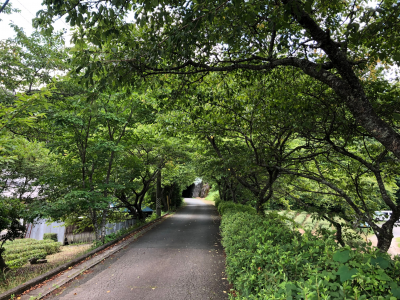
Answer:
(28, 219, 66, 244)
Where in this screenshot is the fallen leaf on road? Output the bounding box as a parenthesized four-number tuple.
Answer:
(107, 291, 110, 293)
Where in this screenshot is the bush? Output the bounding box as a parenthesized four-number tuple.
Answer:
(43, 233, 58, 242)
(217, 201, 256, 216)
(205, 188, 219, 202)
(3, 239, 60, 269)
(214, 194, 222, 209)
(221, 211, 400, 299)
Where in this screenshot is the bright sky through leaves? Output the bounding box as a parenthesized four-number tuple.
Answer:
(0, 0, 70, 43)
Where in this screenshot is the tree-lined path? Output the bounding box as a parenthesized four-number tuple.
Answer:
(47, 198, 229, 300)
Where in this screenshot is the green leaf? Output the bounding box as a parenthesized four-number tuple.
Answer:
(390, 283, 400, 298)
(333, 250, 351, 263)
(371, 256, 390, 269)
(336, 265, 357, 282)
(304, 0, 313, 14)
(376, 272, 392, 281)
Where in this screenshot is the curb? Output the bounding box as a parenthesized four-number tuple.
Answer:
(0, 214, 169, 300)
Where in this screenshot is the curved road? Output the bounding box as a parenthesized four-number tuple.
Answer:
(47, 198, 229, 300)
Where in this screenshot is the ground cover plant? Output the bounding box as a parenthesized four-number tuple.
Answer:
(219, 202, 400, 299)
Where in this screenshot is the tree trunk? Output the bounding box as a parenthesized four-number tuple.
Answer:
(0, 251, 8, 273)
(134, 202, 145, 220)
(156, 171, 162, 217)
(377, 221, 395, 252)
(91, 209, 100, 241)
(229, 180, 237, 203)
(100, 210, 108, 243)
(324, 216, 345, 247)
(161, 188, 168, 211)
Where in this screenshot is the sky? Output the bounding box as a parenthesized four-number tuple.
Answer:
(0, 0, 70, 42)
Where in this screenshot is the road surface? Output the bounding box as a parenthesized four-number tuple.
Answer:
(46, 198, 229, 300)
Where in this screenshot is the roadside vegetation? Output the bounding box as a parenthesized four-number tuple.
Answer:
(1, 0, 400, 298)
(0, 209, 171, 294)
(0, 242, 87, 294)
(218, 200, 400, 299)
(204, 187, 219, 202)
(3, 239, 60, 269)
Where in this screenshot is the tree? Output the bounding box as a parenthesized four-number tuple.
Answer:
(36, 79, 157, 240)
(0, 198, 26, 271)
(156, 70, 325, 212)
(113, 125, 165, 220)
(35, 0, 400, 161)
(0, 1, 19, 20)
(0, 26, 65, 134)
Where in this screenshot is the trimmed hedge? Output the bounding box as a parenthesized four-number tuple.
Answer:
(220, 202, 400, 299)
(215, 199, 256, 216)
(4, 238, 56, 246)
(43, 233, 58, 242)
(3, 239, 61, 269)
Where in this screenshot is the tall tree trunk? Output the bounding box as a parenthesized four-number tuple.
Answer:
(161, 188, 168, 211)
(156, 171, 162, 217)
(91, 209, 100, 241)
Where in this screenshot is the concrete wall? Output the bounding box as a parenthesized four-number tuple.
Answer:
(27, 218, 137, 245)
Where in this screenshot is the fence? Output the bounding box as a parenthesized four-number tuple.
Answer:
(65, 219, 137, 244)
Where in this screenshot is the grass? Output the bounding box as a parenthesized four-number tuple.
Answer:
(204, 189, 219, 202)
(294, 211, 308, 225)
(0, 243, 91, 294)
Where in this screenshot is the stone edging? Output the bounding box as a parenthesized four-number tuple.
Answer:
(0, 214, 169, 300)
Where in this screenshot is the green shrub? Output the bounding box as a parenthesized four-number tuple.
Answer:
(43, 233, 58, 242)
(205, 188, 219, 202)
(3, 239, 60, 269)
(221, 211, 400, 299)
(214, 195, 222, 210)
(217, 201, 256, 216)
(4, 238, 55, 246)
(5, 242, 60, 255)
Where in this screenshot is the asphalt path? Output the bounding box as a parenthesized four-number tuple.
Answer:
(47, 198, 229, 300)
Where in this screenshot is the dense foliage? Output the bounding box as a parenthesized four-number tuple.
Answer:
(219, 201, 400, 299)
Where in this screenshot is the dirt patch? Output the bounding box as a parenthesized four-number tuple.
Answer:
(46, 244, 92, 264)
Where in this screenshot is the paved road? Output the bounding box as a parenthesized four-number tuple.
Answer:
(47, 198, 229, 300)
